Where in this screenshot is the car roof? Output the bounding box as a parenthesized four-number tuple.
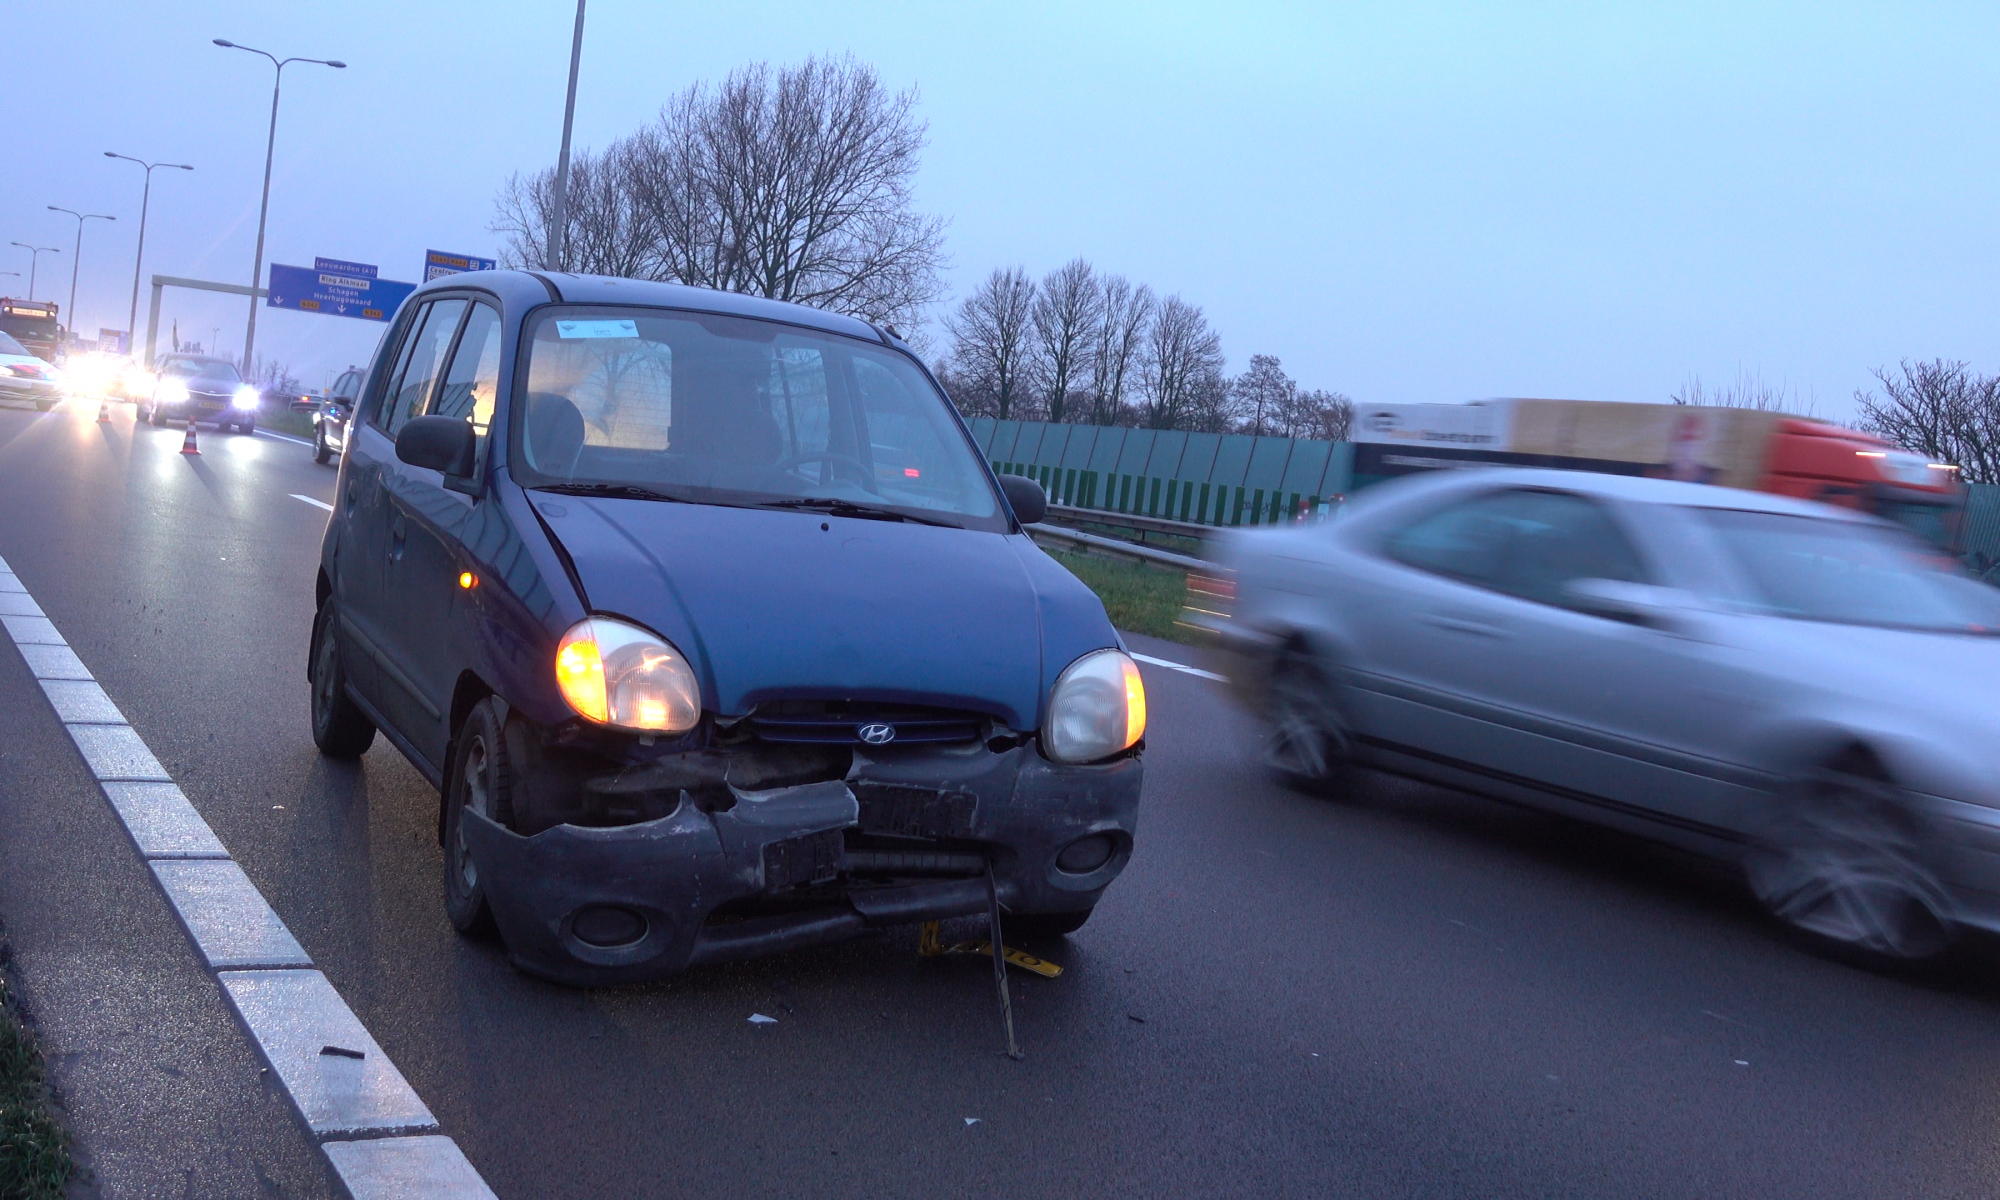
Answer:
(1420, 467, 1870, 521)
(404, 269, 889, 345)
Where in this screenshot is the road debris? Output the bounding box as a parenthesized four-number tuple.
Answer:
(319, 1045, 365, 1059)
(748, 1013, 778, 1025)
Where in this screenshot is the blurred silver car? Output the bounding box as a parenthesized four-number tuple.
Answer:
(1200, 468, 2000, 964)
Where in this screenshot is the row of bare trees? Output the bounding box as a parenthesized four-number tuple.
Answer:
(940, 259, 1352, 438)
(1856, 360, 2000, 485)
(491, 55, 945, 331)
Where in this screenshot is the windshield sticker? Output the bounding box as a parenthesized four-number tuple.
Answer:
(556, 319, 640, 340)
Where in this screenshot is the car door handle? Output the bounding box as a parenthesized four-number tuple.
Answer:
(1423, 614, 1510, 639)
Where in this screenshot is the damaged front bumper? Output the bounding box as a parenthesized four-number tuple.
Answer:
(459, 744, 1141, 986)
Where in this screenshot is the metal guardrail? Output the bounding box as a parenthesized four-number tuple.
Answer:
(1044, 503, 1216, 544)
(1025, 522, 1217, 572)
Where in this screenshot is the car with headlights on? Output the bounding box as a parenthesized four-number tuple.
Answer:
(1198, 467, 2000, 967)
(142, 354, 260, 433)
(311, 367, 363, 464)
(0, 330, 63, 411)
(306, 271, 1145, 985)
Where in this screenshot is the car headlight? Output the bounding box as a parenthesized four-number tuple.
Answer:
(122, 368, 153, 394)
(157, 379, 189, 403)
(554, 616, 701, 732)
(1042, 648, 1146, 764)
(231, 385, 260, 410)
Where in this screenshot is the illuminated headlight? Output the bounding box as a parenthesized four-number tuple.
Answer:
(231, 385, 260, 410)
(554, 616, 701, 732)
(157, 379, 189, 403)
(1042, 648, 1146, 764)
(122, 368, 153, 393)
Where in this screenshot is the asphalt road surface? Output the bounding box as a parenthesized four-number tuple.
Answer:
(6, 399, 2000, 1198)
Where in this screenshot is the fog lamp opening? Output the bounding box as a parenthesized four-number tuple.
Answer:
(1056, 833, 1116, 874)
(571, 905, 648, 948)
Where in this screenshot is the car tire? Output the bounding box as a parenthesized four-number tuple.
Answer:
(148, 405, 164, 427)
(1262, 642, 1353, 794)
(237, 417, 256, 435)
(309, 599, 377, 758)
(1742, 758, 1954, 967)
(312, 427, 332, 464)
(1005, 908, 1094, 938)
(443, 697, 519, 935)
(34, 399, 53, 413)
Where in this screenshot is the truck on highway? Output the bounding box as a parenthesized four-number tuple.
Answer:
(0, 299, 62, 364)
(1350, 399, 1966, 551)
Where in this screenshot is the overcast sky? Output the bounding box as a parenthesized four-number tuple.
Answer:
(9, 1, 1997, 416)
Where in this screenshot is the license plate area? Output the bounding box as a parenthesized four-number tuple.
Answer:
(855, 784, 977, 840)
(762, 829, 844, 889)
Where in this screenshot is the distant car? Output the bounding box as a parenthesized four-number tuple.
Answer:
(1201, 467, 2000, 967)
(0, 330, 62, 412)
(143, 355, 260, 433)
(311, 368, 363, 464)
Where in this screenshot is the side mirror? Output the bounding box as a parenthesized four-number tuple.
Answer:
(395, 414, 477, 479)
(999, 473, 1048, 526)
(1563, 578, 1694, 633)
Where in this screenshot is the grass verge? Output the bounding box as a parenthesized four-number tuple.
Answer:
(0, 971, 72, 1199)
(257, 408, 316, 440)
(1045, 547, 1197, 645)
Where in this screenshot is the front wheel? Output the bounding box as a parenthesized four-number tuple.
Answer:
(1743, 765, 1953, 966)
(444, 697, 519, 934)
(309, 599, 377, 757)
(236, 417, 256, 435)
(312, 426, 332, 464)
(148, 405, 164, 427)
(1262, 644, 1353, 794)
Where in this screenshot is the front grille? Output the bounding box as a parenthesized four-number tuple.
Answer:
(845, 848, 985, 876)
(746, 701, 986, 746)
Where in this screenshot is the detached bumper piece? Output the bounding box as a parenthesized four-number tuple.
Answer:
(458, 747, 1141, 986)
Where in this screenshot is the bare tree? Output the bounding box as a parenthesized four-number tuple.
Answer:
(944, 267, 1038, 420)
(1139, 295, 1224, 430)
(1856, 359, 2000, 484)
(1670, 367, 1818, 416)
(1289, 388, 1354, 442)
(1231, 354, 1294, 437)
(621, 55, 946, 328)
(1087, 276, 1153, 425)
(1029, 259, 1101, 425)
(1181, 363, 1237, 434)
(493, 143, 658, 278)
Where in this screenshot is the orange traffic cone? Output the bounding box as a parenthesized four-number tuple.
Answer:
(179, 423, 200, 455)
(96, 401, 111, 423)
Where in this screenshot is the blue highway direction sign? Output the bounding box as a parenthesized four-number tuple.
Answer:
(267, 262, 415, 323)
(425, 249, 497, 281)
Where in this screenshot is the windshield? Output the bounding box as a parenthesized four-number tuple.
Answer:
(163, 359, 241, 384)
(513, 306, 1001, 530)
(1698, 508, 2000, 633)
(0, 331, 27, 357)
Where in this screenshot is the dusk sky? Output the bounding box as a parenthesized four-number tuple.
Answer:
(8, 1, 1997, 417)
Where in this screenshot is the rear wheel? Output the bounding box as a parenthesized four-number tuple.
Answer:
(1743, 761, 1953, 965)
(444, 697, 518, 934)
(309, 599, 376, 757)
(1263, 643, 1353, 794)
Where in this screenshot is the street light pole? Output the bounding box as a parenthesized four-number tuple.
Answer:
(46, 208, 115, 348)
(9, 244, 60, 301)
(213, 39, 345, 373)
(105, 153, 193, 356)
(547, 0, 587, 272)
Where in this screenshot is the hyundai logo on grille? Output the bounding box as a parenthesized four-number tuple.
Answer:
(857, 722, 897, 745)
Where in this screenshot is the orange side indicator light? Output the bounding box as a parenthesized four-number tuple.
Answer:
(458, 572, 478, 589)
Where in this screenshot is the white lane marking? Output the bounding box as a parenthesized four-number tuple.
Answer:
(256, 428, 316, 448)
(152, 860, 315, 970)
(0, 590, 44, 617)
(322, 1136, 496, 1199)
(291, 493, 334, 513)
(1130, 651, 1226, 682)
(0, 568, 487, 1186)
(218, 970, 439, 1138)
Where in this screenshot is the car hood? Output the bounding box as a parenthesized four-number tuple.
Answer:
(533, 495, 1116, 730)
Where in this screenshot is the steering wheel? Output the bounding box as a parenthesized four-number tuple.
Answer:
(767, 450, 878, 492)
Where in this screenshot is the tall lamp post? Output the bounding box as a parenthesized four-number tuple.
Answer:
(9, 244, 60, 300)
(212, 39, 345, 373)
(547, 0, 587, 271)
(104, 154, 192, 356)
(47, 208, 115, 348)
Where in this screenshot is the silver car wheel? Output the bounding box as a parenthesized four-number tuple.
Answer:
(1744, 771, 1952, 961)
(1264, 648, 1350, 788)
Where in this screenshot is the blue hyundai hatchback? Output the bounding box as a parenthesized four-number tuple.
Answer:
(308, 271, 1146, 985)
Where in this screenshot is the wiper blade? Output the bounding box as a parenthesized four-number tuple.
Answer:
(758, 497, 961, 528)
(534, 483, 687, 504)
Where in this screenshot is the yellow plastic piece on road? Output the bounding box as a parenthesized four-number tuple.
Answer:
(917, 920, 1064, 978)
